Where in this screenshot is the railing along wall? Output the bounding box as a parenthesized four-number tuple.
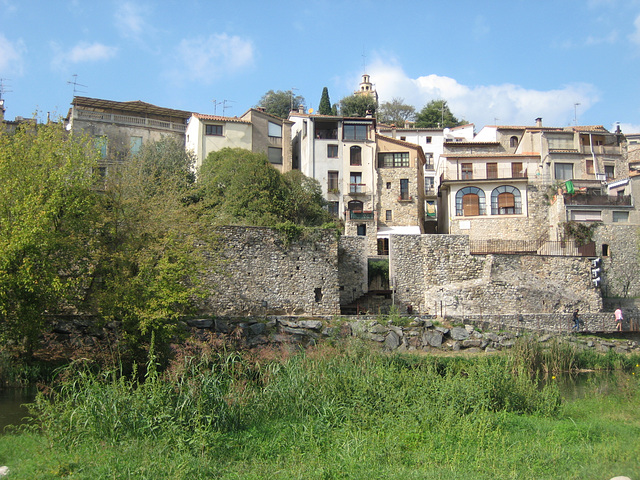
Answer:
(76, 109, 187, 133)
(470, 239, 596, 257)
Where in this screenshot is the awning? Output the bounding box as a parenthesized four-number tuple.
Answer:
(377, 226, 421, 239)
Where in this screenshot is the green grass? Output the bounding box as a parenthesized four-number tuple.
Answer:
(1, 338, 639, 479)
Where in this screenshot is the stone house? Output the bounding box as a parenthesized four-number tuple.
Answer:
(65, 96, 192, 177)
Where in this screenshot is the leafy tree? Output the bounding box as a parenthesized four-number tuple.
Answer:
(318, 87, 332, 115)
(257, 89, 305, 119)
(378, 98, 416, 127)
(198, 148, 289, 226)
(0, 122, 100, 354)
(282, 170, 331, 226)
(415, 100, 464, 128)
(339, 94, 377, 117)
(198, 148, 331, 228)
(90, 137, 210, 361)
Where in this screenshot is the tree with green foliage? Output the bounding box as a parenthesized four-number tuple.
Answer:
(415, 99, 465, 128)
(0, 122, 100, 354)
(318, 87, 332, 115)
(378, 98, 416, 127)
(282, 170, 331, 226)
(339, 94, 377, 117)
(89, 137, 210, 361)
(258, 89, 305, 119)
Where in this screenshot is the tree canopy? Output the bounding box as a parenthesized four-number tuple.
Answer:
(318, 87, 332, 115)
(339, 94, 377, 117)
(415, 100, 465, 128)
(257, 89, 305, 119)
(378, 98, 416, 127)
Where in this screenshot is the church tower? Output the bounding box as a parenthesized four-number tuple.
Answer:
(355, 74, 378, 105)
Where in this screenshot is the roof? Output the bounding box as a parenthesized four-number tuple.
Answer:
(72, 96, 193, 118)
(241, 108, 294, 124)
(441, 153, 540, 159)
(192, 112, 251, 124)
(564, 125, 609, 133)
(444, 141, 501, 147)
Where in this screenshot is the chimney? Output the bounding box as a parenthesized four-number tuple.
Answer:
(535, 117, 543, 128)
(298, 104, 305, 114)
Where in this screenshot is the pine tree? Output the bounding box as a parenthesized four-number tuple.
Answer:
(318, 87, 332, 115)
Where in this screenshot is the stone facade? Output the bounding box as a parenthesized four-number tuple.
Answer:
(594, 224, 640, 298)
(200, 227, 340, 316)
(389, 234, 602, 316)
(337, 236, 368, 306)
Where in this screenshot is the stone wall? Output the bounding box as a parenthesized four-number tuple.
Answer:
(200, 226, 340, 316)
(337, 236, 369, 305)
(390, 234, 602, 316)
(594, 225, 640, 298)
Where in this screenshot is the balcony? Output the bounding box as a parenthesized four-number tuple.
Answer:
(579, 144, 622, 155)
(75, 109, 187, 133)
(564, 193, 632, 206)
(398, 195, 413, 202)
(442, 167, 528, 182)
(348, 183, 368, 195)
(348, 210, 375, 220)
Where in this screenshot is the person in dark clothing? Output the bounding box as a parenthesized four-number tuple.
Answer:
(572, 309, 580, 332)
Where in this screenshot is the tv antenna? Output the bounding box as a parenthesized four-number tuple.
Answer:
(212, 99, 223, 115)
(222, 99, 235, 115)
(67, 74, 88, 96)
(0, 78, 12, 100)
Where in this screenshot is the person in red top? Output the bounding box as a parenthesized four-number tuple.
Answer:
(615, 308, 623, 332)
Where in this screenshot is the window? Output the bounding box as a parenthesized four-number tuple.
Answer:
(491, 186, 522, 215)
(554, 163, 574, 180)
(604, 165, 615, 180)
(328, 171, 339, 191)
(343, 124, 367, 140)
(586, 159, 594, 175)
(206, 124, 223, 136)
(612, 211, 629, 223)
(461, 163, 473, 179)
(350, 146, 362, 165)
(400, 136, 406, 141)
(316, 120, 338, 139)
(425, 153, 434, 170)
(378, 152, 409, 168)
(357, 224, 367, 236)
(602, 244, 609, 256)
(350, 172, 363, 193)
(386, 182, 391, 189)
(425, 177, 435, 193)
(426, 136, 432, 144)
(455, 186, 486, 216)
(400, 179, 409, 200)
(327, 202, 339, 217)
(130, 136, 142, 155)
(511, 162, 524, 178)
(268, 121, 282, 138)
(386, 210, 392, 221)
(268, 147, 282, 164)
(510, 136, 519, 148)
(486, 163, 498, 179)
(570, 210, 602, 221)
(348, 200, 363, 211)
(378, 238, 389, 256)
(327, 144, 338, 158)
(94, 136, 107, 158)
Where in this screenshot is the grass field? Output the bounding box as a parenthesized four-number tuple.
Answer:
(1, 337, 639, 479)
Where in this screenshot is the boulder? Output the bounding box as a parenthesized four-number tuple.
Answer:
(384, 330, 401, 350)
(450, 327, 470, 341)
(422, 330, 443, 348)
(187, 318, 213, 329)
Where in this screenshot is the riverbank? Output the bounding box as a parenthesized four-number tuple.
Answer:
(1, 337, 639, 479)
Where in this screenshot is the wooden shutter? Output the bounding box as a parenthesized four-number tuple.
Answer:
(462, 194, 479, 216)
(498, 192, 515, 209)
(486, 163, 497, 179)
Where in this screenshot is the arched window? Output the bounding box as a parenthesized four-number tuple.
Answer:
(455, 186, 486, 216)
(350, 146, 362, 165)
(510, 136, 519, 148)
(491, 185, 522, 215)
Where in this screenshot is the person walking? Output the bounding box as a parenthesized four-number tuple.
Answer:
(615, 307, 623, 332)
(572, 309, 580, 332)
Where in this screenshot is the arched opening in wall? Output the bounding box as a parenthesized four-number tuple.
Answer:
(350, 146, 362, 165)
(455, 186, 486, 216)
(348, 200, 363, 211)
(491, 185, 522, 215)
(510, 136, 519, 148)
(602, 244, 609, 256)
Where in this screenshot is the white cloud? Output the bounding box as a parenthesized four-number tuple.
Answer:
(168, 33, 254, 84)
(629, 14, 640, 45)
(51, 42, 117, 70)
(618, 122, 640, 134)
(0, 34, 25, 75)
(585, 30, 618, 45)
(114, 2, 149, 40)
(368, 58, 599, 128)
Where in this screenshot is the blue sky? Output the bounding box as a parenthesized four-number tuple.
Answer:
(2, 0, 640, 133)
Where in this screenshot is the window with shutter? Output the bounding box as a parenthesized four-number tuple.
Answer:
(486, 163, 497, 179)
(463, 194, 480, 216)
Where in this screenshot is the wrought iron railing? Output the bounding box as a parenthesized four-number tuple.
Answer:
(75, 109, 187, 133)
(470, 239, 596, 257)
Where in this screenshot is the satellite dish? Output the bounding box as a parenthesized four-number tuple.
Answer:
(308, 108, 314, 114)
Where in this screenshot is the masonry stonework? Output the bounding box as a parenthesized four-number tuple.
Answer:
(201, 226, 340, 316)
